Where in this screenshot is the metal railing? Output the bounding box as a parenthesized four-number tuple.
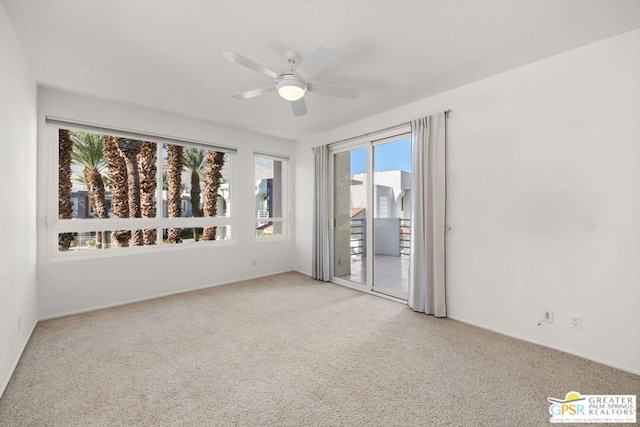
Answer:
(350, 218, 365, 256)
(349, 218, 412, 257)
(400, 219, 411, 255)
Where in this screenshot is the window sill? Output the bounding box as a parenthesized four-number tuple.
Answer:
(254, 235, 289, 243)
(46, 238, 237, 263)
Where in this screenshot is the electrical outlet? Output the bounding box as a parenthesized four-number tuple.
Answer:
(543, 308, 553, 324)
(570, 314, 583, 330)
(252, 259, 256, 267)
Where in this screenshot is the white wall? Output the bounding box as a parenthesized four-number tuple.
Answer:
(295, 29, 640, 374)
(37, 88, 295, 319)
(0, 3, 38, 397)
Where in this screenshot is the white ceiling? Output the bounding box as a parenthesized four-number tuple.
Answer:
(3, 0, 640, 141)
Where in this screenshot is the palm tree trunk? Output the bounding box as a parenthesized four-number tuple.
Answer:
(138, 141, 157, 245)
(58, 129, 74, 251)
(83, 167, 109, 248)
(190, 169, 202, 217)
(203, 151, 225, 241)
(167, 145, 183, 243)
(117, 139, 143, 246)
(190, 171, 202, 241)
(103, 136, 130, 247)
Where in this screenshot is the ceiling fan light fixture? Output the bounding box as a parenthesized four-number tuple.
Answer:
(276, 74, 307, 101)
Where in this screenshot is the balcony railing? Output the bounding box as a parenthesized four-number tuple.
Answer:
(350, 218, 365, 256)
(349, 218, 411, 257)
(400, 219, 411, 255)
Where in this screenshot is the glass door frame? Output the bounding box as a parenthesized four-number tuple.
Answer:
(328, 127, 411, 301)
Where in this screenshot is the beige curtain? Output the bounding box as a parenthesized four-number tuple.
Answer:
(311, 145, 330, 281)
(408, 113, 447, 316)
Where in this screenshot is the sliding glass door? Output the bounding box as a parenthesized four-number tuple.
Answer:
(331, 133, 411, 299)
(371, 139, 412, 297)
(333, 147, 367, 285)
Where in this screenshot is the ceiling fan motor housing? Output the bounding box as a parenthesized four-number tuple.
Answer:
(284, 49, 301, 65)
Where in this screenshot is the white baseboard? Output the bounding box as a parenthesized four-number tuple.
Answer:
(38, 269, 295, 321)
(447, 314, 640, 377)
(0, 319, 38, 400)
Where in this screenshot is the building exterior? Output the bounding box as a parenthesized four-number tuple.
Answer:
(351, 170, 411, 220)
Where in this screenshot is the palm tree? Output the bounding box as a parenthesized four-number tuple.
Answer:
(163, 170, 186, 193)
(103, 136, 130, 247)
(73, 171, 110, 188)
(183, 147, 205, 241)
(58, 129, 74, 251)
(166, 144, 184, 243)
(70, 131, 109, 248)
(116, 139, 143, 246)
(203, 151, 225, 241)
(138, 141, 157, 245)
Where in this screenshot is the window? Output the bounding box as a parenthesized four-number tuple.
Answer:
(254, 153, 288, 238)
(378, 195, 389, 218)
(49, 118, 235, 257)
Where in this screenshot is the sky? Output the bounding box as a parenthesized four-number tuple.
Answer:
(350, 137, 411, 177)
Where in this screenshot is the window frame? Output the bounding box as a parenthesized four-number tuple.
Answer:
(46, 117, 237, 260)
(253, 151, 290, 241)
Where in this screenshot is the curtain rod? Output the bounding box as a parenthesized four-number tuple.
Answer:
(328, 109, 451, 147)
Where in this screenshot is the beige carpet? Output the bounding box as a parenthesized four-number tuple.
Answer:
(0, 272, 638, 426)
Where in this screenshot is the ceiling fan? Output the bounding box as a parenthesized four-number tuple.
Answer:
(222, 46, 359, 116)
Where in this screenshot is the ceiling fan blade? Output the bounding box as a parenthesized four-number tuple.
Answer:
(231, 85, 276, 100)
(222, 51, 279, 79)
(307, 82, 359, 99)
(291, 98, 307, 116)
(295, 46, 337, 80)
